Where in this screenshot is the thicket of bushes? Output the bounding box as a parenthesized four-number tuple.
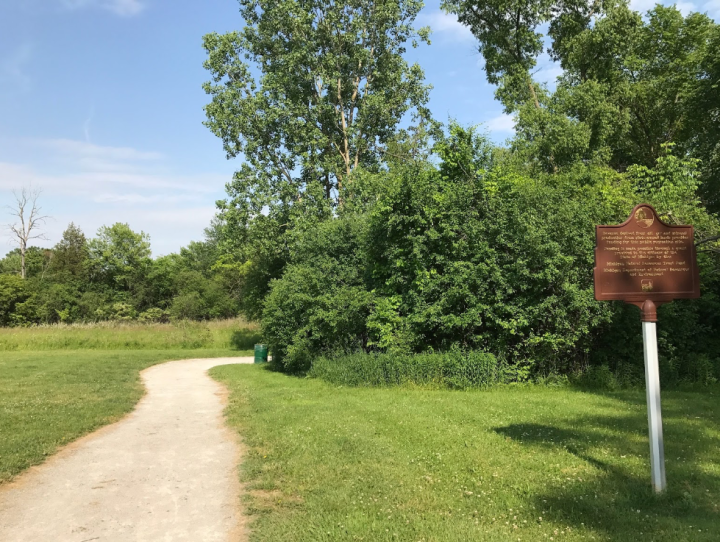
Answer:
(261, 126, 720, 386)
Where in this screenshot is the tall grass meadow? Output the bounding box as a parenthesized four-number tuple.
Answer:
(309, 350, 523, 389)
(0, 318, 261, 351)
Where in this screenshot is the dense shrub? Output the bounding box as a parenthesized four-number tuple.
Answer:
(261, 125, 720, 384)
(364, 127, 636, 373)
(0, 275, 29, 326)
(262, 216, 373, 372)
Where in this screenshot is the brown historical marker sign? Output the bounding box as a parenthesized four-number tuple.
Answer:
(594, 204, 700, 494)
(594, 203, 700, 317)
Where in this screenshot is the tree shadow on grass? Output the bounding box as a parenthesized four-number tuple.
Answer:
(494, 404, 720, 541)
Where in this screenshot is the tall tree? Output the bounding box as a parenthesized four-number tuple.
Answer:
(445, 0, 720, 182)
(442, 0, 555, 112)
(87, 223, 151, 295)
(203, 0, 435, 317)
(5, 187, 49, 279)
(51, 223, 89, 280)
(203, 0, 432, 214)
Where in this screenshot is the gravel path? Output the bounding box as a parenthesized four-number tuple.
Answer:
(0, 357, 252, 542)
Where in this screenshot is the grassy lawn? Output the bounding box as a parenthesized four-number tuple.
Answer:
(212, 365, 720, 542)
(0, 347, 252, 484)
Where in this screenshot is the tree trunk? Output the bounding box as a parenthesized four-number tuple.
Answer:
(20, 243, 26, 279)
(529, 80, 540, 110)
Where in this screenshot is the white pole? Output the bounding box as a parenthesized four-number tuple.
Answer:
(642, 321, 667, 493)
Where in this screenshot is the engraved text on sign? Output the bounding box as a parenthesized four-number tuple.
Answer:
(594, 204, 700, 303)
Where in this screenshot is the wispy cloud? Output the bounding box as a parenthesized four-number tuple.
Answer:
(36, 138, 164, 172)
(675, 1, 697, 15)
(0, 138, 228, 256)
(702, 0, 720, 18)
(484, 113, 516, 134)
(417, 11, 475, 43)
(0, 43, 33, 93)
(61, 0, 145, 17)
(83, 106, 95, 143)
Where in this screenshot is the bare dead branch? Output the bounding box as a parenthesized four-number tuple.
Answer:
(5, 186, 50, 279)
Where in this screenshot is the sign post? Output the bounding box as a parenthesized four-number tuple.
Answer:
(594, 204, 700, 493)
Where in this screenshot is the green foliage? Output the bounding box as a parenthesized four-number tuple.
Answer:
(203, 0, 431, 209)
(50, 222, 88, 281)
(310, 349, 504, 389)
(446, 0, 719, 197)
(262, 216, 373, 371)
(87, 223, 152, 295)
(138, 307, 169, 323)
(365, 125, 635, 372)
(203, 0, 436, 320)
(442, 0, 553, 110)
(0, 221, 242, 327)
(0, 275, 29, 327)
(259, 121, 720, 384)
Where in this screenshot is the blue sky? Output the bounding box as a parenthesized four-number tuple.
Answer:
(1, 0, 717, 257)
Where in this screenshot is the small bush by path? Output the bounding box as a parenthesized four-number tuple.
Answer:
(213, 364, 720, 541)
(0, 349, 250, 484)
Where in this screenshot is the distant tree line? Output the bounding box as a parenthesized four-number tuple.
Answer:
(0, 220, 241, 326)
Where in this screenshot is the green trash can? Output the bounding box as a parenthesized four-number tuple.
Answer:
(254, 344, 268, 364)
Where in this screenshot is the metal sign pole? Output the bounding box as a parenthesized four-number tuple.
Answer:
(642, 315, 666, 493)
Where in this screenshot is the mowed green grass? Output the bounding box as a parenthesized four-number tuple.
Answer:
(212, 365, 720, 542)
(0, 349, 250, 484)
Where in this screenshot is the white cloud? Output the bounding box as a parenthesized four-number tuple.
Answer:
(61, 0, 145, 17)
(675, 1, 697, 14)
(484, 113, 516, 134)
(417, 11, 475, 43)
(0, 139, 228, 257)
(630, 0, 660, 13)
(36, 138, 164, 173)
(702, 0, 720, 18)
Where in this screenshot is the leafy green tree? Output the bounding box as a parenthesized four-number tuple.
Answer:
(0, 247, 53, 280)
(0, 275, 29, 326)
(203, 0, 435, 317)
(442, 0, 554, 111)
(203, 0, 432, 209)
(445, 0, 720, 183)
(689, 24, 720, 207)
(262, 215, 373, 371)
(50, 223, 88, 281)
(87, 223, 152, 297)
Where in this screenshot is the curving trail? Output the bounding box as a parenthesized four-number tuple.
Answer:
(0, 357, 252, 542)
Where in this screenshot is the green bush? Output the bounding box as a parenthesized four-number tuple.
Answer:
(0, 275, 29, 326)
(138, 307, 170, 323)
(260, 125, 720, 383)
(309, 349, 505, 389)
(364, 128, 636, 373)
(262, 216, 373, 372)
